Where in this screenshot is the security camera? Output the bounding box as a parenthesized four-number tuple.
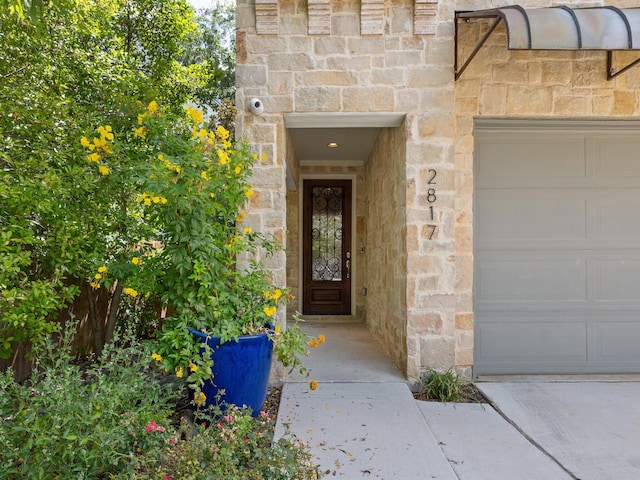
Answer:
(248, 98, 264, 115)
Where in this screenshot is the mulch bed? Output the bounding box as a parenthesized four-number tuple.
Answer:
(263, 385, 283, 419)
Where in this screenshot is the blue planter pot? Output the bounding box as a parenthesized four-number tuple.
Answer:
(188, 328, 273, 416)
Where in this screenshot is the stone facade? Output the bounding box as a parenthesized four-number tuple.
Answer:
(236, 0, 640, 381)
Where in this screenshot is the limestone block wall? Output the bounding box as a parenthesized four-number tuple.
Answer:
(236, 0, 461, 381)
(237, 0, 640, 381)
(366, 126, 408, 375)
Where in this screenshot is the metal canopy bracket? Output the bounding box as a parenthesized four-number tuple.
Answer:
(455, 6, 640, 81)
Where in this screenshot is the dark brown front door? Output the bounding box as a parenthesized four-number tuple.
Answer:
(303, 179, 352, 315)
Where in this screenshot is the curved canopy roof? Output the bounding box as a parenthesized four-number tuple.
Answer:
(455, 6, 640, 80)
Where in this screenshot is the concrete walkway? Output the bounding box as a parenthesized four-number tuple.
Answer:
(274, 322, 581, 479)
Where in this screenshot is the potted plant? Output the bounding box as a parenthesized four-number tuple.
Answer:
(82, 101, 320, 414)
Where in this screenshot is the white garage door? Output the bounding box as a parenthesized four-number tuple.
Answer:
(474, 120, 640, 375)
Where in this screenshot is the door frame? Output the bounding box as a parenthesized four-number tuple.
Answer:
(298, 173, 357, 316)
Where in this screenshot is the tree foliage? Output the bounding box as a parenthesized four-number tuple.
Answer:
(184, 1, 236, 108)
(0, 0, 210, 359)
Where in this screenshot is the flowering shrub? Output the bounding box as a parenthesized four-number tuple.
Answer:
(152, 405, 322, 480)
(82, 102, 320, 389)
(0, 324, 322, 479)
(0, 325, 179, 478)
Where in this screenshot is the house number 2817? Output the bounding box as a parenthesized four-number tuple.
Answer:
(427, 169, 437, 240)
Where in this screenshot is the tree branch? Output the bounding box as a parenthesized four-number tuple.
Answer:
(2, 66, 28, 80)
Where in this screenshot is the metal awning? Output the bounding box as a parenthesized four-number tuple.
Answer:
(455, 6, 640, 80)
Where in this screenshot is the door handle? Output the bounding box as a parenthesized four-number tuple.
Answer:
(345, 259, 350, 279)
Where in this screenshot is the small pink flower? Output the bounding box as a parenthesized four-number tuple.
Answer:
(145, 420, 165, 433)
(164, 476, 171, 480)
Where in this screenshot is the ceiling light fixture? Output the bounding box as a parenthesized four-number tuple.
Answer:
(327, 142, 339, 148)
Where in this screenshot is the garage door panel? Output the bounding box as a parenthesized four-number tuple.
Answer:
(594, 259, 640, 301)
(476, 321, 588, 363)
(476, 259, 587, 302)
(597, 321, 640, 361)
(594, 137, 640, 177)
(476, 190, 587, 241)
(476, 136, 586, 179)
(593, 193, 640, 238)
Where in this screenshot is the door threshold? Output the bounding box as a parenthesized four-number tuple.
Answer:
(298, 314, 362, 324)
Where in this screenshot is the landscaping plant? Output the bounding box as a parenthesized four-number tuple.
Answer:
(0, 323, 181, 478)
(420, 368, 469, 403)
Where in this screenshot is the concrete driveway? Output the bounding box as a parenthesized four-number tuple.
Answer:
(477, 379, 640, 480)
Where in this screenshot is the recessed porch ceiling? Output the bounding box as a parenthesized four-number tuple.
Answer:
(284, 113, 405, 166)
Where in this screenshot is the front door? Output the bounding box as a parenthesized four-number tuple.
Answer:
(302, 179, 352, 315)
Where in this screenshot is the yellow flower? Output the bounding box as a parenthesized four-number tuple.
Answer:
(275, 324, 281, 333)
(147, 100, 159, 115)
(134, 127, 147, 138)
(157, 154, 165, 161)
(98, 125, 114, 141)
(194, 391, 207, 406)
(81, 136, 91, 147)
(144, 197, 152, 206)
(137, 113, 146, 125)
(217, 149, 229, 165)
(234, 165, 242, 175)
(309, 380, 318, 391)
(123, 287, 138, 297)
(152, 196, 161, 204)
(98, 266, 108, 273)
(189, 362, 198, 372)
(263, 306, 277, 317)
(98, 165, 110, 176)
(94, 273, 102, 280)
(236, 212, 246, 223)
(201, 171, 209, 181)
(87, 153, 100, 163)
(245, 186, 254, 199)
(131, 257, 140, 265)
(318, 334, 326, 344)
(187, 105, 204, 124)
(216, 125, 229, 140)
(151, 353, 162, 362)
(175, 367, 183, 378)
(90, 281, 100, 290)
(308, 338, 319, 348)
(273, 288, 282, 301)
(243, 227, 252, 234)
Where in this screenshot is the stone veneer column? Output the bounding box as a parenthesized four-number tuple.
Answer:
(238, 0, 466, 381)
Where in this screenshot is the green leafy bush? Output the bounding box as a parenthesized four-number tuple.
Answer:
(0, 325, 181, 478)
(0, 323, 322, 479)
